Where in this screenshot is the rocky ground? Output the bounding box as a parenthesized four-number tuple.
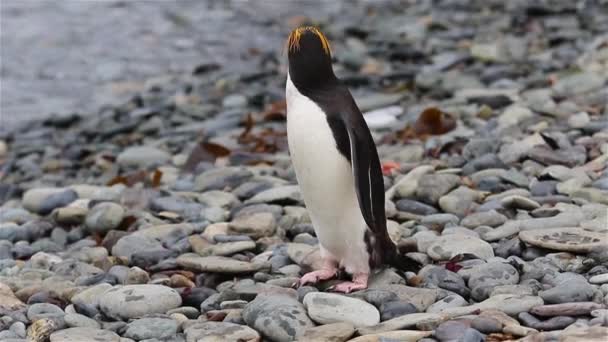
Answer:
(1, 0, 608, 341)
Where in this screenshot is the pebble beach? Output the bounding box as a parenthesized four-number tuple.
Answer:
(1, 0, 607, 341)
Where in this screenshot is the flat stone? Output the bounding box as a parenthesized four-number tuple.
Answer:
(184, 321, 260, 342)
(461, 210, 507, 228)
(357, 312, 446, 335)
(501, 195, 541, 211)
(116, 146, 170, 168)
(368, 284, 438, 312)
(243, 294, 314, 342)
(194, 240, 256, 257)
(380, 300, 419, 321)
(559, 326, 608, 342)
(416, 174, 461, 205)
(426, 294, 468, 313)
(124, 317, 178, 340)
(228, 212, 277, 238)
(71, 283, 113, 307)
(304, 292, 380, 327)
(482, 212, 585, 241)
(176, 254, 265, 273)
(519, 228, 607, 253)
(98, 284, 181, 320)
(246, 185, 302, 205)
(590, 274, 608, 284)
(439, 186, 481, 217)
(427, 234, 494, 261)
(348, 330, 433, 342)
(64, 313, 100, 329)
(300, 322, 355, 342)
(49, 328, 120, 342)
(194, 167, 253, 192)
(443, 294, 544, 317)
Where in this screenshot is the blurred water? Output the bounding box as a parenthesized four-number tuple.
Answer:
(0, 0, 348, 130)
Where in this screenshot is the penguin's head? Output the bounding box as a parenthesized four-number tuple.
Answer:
(287, 26, 336, 90)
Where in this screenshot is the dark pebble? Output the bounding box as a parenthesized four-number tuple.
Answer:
(180, 287, 217, 308)
(396, 199, 438, 215)
(380, 300, 418, 321)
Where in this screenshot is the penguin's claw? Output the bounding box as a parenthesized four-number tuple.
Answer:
(297, 269, 337, 287)
(328, 273, 368, 293)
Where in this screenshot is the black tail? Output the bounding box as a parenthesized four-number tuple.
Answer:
(387, 249, 422, 274)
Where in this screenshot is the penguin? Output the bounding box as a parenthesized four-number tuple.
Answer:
(285, 26, 421, 293)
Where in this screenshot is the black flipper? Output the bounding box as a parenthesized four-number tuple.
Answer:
(338, 88, 421, 273)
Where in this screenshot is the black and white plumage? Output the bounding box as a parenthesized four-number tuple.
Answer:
(285, 27, 420, 292)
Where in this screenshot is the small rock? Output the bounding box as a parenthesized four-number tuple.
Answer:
(416, 174, 461, 205)
(116, 146, 170, 168)
(228, 212, 277, 238)
(85, 202, 125, 234)
(243, 294, 314, 342)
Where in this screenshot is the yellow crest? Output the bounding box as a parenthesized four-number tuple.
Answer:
(287, 26, 331, 55)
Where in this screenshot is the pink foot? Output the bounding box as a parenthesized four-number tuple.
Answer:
(329, 273, 369, 293)
(296, 259, 338, 287)
(299, 269, 337, 286)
